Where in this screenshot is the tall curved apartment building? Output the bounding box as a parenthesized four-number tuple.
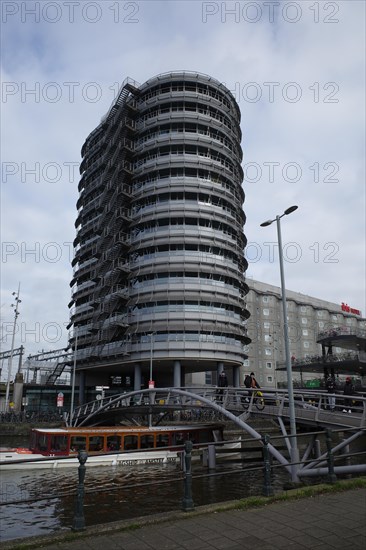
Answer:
(69, 71, 250, 392)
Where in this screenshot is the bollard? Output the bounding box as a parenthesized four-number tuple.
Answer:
(72, 449, 88, 530)
(325, 429, 337, 484)
(181, 441, 194, 511)
(207, 443, 216, 470)
(262, 435, 274, 497)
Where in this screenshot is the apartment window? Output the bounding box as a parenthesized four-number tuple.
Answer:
(264, 334, 271, 342)
(302, 329, 308, 336)
(243, 359, 249, 367)
(263, 308, 269, 316)
(317, 310, 324, 317)
(318, 321, 325, 328)
(332, 314, 338, 321)
(205, 372, 212, 384)
(301, 306, 307, 313)
(262, 296, 269, 303)
(302, 318, 307, 325)
(263, 322, 270, 329)
(267, 376, 273, 383)
(266, 362, 272, 369)
(265, 348, 272, 355)
(303, 341, 310, 348)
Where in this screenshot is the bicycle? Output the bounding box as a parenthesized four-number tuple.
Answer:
(242, 390, 265, 411)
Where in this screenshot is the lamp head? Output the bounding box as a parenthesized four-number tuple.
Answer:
(260, 220, 273, 227)
(284, 205, 298, 216)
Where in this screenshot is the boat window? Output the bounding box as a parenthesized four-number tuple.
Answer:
(88, 436, 104, 452)
(124, 435, 138, 450)
(107, 435, 121, 451)
(38, 434, 48, 452)
(50, 435, 68, 452)
(70, 436, 87, 452)
(156, 434, 169, 447)
(171, 432, 185, 446)
(192, 429, 212, 443)
(140, 434, 154, 449)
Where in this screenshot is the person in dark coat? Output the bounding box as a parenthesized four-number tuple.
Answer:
(326, 375, 336, 411)
(218, 371, 228, 388)
(217, 371, 228, 403)
(343, 376, 354, 413)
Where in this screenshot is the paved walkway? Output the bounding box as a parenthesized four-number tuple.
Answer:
(2, 488, 365, 550)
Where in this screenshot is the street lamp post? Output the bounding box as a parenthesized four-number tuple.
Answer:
(5, 283, 21, 411)
(70, 331, 78, 425)
(149, 332, 155, 388)
(261, 205, 300, 482)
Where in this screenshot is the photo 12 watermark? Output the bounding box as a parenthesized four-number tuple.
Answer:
(2, 162, 79, 183)
(1, 1, 140, 24)
(243, 161, 340, 184)
(1, 242, 74, 264)
(1, 81, 128, 104)
(224, 81, 340, 104)
(1, 320, 69, 346)
(245, 241, 340, 264)
(201, 2, 340, 24)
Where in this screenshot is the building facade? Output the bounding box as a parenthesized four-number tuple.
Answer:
(69, 72, 251, 393)
(245, 279, 365, 388)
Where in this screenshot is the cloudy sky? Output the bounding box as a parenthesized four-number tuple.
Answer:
(1, 0, 365, 363)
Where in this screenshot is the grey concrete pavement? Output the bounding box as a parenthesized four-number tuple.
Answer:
(2, 487, 365, 550)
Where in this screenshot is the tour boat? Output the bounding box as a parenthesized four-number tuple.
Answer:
(0, 424, 225, 470)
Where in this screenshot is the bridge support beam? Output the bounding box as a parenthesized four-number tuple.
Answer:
(173, 361, 181, 387)
(134, 364, 141, 391)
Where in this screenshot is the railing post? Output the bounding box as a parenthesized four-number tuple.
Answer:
(341, 439, 351, 478)
(72, 450, 88, 530)
(325, 429, 337, 484)
(262, 434, 274, 496)
(181, 441, 194, 511)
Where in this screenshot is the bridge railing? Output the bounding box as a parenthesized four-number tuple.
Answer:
(67, 386, 366, 430)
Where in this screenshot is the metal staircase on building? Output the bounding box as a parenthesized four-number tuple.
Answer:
(71, 81, 139, 365)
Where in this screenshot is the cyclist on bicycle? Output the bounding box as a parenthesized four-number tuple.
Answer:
(243, 372, 260, 403)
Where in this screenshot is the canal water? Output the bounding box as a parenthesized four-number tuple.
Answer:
(0, 435, 290, 542)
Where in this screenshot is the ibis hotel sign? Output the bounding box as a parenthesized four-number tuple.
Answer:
(341, 302, 361, 316)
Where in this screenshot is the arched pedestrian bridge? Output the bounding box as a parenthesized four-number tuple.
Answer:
(67, 386, 366, 483)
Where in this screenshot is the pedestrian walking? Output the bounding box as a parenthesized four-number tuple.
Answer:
(343, 376, 354, 413)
